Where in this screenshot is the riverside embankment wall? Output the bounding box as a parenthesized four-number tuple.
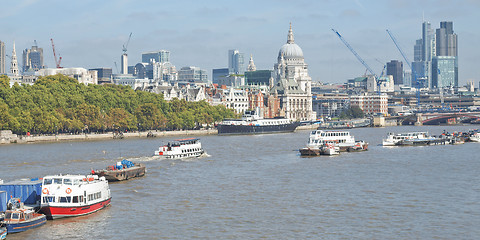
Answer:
(0, 129, 218, 145)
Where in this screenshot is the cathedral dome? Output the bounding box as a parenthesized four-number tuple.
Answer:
(277, 23, 304, 61)
(278, 43, 304, 60)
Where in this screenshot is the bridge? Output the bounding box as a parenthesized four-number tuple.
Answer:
(387, 111, 480, 125)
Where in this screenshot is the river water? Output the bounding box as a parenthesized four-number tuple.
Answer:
(1, 125, 479, 239)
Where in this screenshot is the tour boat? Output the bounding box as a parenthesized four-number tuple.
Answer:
(1, 198, 46, 234)
(305, 130, 359, 151)
(217, 109, 300, 135)
(154, 138, 205, 159)
(94, 159, 146, 182)
(382, 132, 433, 146)
(40, 174, 111, 219)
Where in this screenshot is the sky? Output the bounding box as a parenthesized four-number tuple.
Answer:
(2, 0, 480, 86)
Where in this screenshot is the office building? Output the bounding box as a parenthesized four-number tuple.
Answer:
(23, 45, 44, 72)
(0, 41, 5, 74)
(433, 21, 458, 88)
(245, 70, 272, 86)
(228, 49, 244, 75)
(142, 50, 170, 63)
(212, 68, 229, 84)
(89, 68, 113, 84)
(386, 60, 403, 85)
(178, 66, 208, 83)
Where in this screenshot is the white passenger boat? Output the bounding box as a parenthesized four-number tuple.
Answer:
(154, 138, 205, 159)
(40, 175, 111, 219)
(382, 132, 434, 146)
(305, 130, 358, 151)
(469, 132, 480, 142)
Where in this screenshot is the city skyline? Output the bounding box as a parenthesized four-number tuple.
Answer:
(1, 0, 479, 86)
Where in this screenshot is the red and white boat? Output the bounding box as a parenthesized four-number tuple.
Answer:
(40, 174, 111, 219)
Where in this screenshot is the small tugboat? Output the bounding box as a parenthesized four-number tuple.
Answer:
(321, 142, 340, 155)
(1, 198, 46, 234)
(94, 159, 146, 182)
(154, 138, 205, 159)
(40, 174, 111, 219)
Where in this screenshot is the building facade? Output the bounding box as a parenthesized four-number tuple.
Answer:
(228, 49, 244, 75)
(142, 50, 170, 63)
(22, 45, 44, 72)
(433, 21, 458, 88)
(178, 66, 208, 83)
(212, 68, 229, 84)
(386, 60, 403, 85)
(89, 68, 112, 84)
(350, 94, 389, 115)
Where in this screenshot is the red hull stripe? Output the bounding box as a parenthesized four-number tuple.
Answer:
(41, 198, 111, 219)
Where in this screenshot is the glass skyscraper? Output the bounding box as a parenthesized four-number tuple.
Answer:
(142, 50, 170, 63)
(228, 49, 244, 75)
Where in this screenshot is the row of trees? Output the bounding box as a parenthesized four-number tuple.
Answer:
(0, 74, 236, 134)
(339, 106, 365, 119)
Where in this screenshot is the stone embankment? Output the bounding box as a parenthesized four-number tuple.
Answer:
(0, 129, 218, 145)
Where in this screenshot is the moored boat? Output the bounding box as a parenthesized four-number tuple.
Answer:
(94, 159, 146, 182)
(321, 142, 340, 155)
(1, 198, 46, 234)
(40, 174, 111, 219)
(217, 109, 300, 135)
(469, 131, 480, 142)
(382, 132, 433, 146)
(304, 130, 361, 152)
(347, 140, 369, 152)
(154, 138, 205, 159)
(0, 226, 6, 239)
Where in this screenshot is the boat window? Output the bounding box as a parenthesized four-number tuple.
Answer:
(44, 178, 53, 185)
(63, 178, 72, 185)
(54, 178, 62, 184)
(79, 196, 83, 202)
(73, 179, 80, 185)
(12, 213, 20, 219)
(20, 212, 24, 219)
(59, 197, 70, 203)
(5, 212, 11, 219)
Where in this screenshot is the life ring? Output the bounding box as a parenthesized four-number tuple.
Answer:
(66, 188, 72, 194)
(42, 188, 49, 194)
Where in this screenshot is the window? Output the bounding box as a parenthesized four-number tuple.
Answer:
(44, 179, 53, 185)
(54, 178, 62, 184)
(63, 178, 72, 185)
(73, 196, 79, 203)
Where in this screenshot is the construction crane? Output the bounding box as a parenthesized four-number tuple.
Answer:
(122, 32, 132, 54)
(50, 38, 62, 68)
(386, 29, 421, 106)
(114, 62, 119, 74)
(331, 29, 386, 95)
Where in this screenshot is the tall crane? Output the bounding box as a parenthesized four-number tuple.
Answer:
(122, 32, 132, 54)
(331, 29, 386, 95)
(386, 29, 421, 106)
(50, 38, 62, 68)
